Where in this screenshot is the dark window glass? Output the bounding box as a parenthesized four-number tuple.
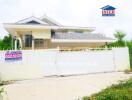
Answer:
(26, 20, 40, 24)
(75, 30, 83, 33)
(51, 30, 55, 36)
(25, 35, 32, 47)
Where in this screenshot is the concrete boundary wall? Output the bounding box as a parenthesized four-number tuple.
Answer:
(0, 47, 130, 81)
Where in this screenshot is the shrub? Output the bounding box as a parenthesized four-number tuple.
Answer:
(82, 79, 132, 100)
(0, 80, 15, 86)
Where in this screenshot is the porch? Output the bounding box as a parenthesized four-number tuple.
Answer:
(13, 35, 51, 50)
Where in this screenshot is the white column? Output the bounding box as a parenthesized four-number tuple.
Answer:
(18, 37, 22, 50)
(14, 32, 18, 50)
(32, 39, 34, 50)
(11, 35, 14, 50)
(15, 39, 17, 50)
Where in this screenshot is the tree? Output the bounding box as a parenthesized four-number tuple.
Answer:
(113, 31, 126, 47)
(114, 31, 126, 42)
(107, 31, 126, 47)
(0, 34, 12, 50)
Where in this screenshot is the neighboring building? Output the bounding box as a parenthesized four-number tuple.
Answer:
(4, 15, 114, 50)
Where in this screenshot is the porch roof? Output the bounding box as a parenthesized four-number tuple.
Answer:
(51, 33, 115, 43)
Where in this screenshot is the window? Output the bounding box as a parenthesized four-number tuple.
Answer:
(34, 39, 44, 48)
(51, 30, 55, 36)
(25, 35, 32, 47)
(75, 30, 83, 33)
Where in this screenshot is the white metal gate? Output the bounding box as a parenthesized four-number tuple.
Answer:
(40, 50, 115, 76)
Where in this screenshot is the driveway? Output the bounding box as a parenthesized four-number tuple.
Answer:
(3, 72, 132, 100)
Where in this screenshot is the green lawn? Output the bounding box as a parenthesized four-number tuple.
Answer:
(130, 53, 132, 69)
(82, 78, 132, 100)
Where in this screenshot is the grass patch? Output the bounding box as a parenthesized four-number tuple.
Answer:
(0, 80, 15, 86)
(124, 69, 132, 74)
(82, 79, 132, 100)
(130, 53, 132, 69)
(0, 80, 15, 99)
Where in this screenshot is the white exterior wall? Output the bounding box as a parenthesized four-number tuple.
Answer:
(0, 51, 44, 81)
(32, 29, 51, 39)
(0, 47, 130, 81)
(113, 47, 130, 71)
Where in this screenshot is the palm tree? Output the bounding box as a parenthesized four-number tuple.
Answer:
(114, 31, 126, 47)
(114, 31, 126, 42)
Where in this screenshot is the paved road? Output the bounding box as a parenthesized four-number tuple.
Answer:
(3, 72, 132, 100)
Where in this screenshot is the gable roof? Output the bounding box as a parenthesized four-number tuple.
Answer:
(4, 15, 95, 32)
(16, 15, 62, 26)
(40, 15, 62, 26)
(16, 16, 48, 25)
(101, 5, 116, 10)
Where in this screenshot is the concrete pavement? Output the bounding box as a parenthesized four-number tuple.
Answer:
(3, 72, 132, 100)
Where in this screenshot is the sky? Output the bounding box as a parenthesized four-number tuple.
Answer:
(0, 0, 132, 39)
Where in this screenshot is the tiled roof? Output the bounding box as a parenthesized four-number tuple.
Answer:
(52, 33, 114, 40)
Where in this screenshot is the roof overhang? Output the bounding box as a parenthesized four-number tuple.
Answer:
(3, 24, 58, 29)
(3, 24, 58, 34)
(3, 24, 95, 32)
